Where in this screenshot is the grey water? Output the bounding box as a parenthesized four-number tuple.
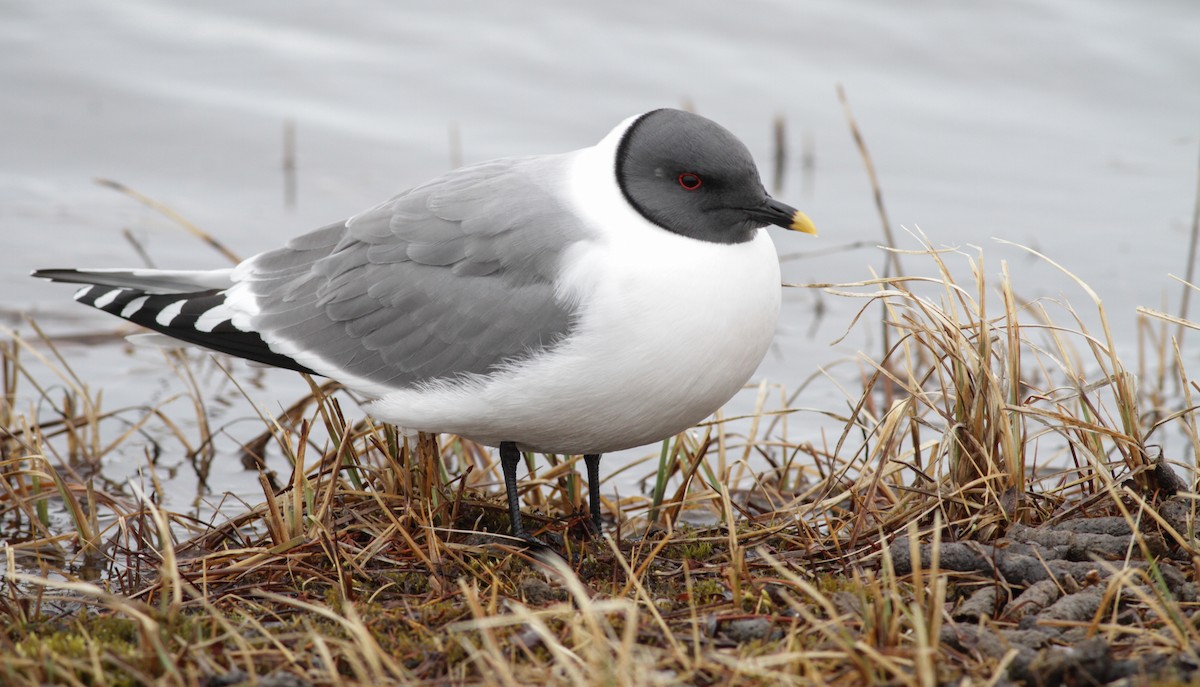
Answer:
(2, 0, 1198, 520)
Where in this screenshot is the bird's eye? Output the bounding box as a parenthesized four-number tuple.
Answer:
(677, 173, 702, 190)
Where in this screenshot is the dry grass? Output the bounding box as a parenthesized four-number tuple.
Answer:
(2, 232, 1199, 686)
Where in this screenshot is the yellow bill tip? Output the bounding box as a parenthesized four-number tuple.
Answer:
(790, 211, 818, 236)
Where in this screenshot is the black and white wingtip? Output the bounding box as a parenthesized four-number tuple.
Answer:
(33, 268, 315, 375)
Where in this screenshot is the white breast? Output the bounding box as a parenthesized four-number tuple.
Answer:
(367, 132, 783, 454)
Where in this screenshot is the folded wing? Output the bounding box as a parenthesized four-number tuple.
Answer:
(36, 154, 593, 393)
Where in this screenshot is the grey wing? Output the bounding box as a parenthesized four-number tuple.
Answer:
(242, 154, 593, 391)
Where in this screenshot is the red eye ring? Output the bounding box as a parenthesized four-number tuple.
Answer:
(678, 172, 702, 190)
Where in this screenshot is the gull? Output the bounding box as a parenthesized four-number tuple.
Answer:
(34, 108, 817, 543)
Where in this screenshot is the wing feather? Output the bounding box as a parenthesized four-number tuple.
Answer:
(244, 153, 592, 390)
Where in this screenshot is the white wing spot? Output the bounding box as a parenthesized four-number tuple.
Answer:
(91, 288, 126, 309)
(121, 296, 149, 318)
(194, 302, 232, 333)
(155, 299, 187, 327)
(73, 285, 94, 301)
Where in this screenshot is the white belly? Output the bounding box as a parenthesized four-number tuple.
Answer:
(366, 228, 781, 454)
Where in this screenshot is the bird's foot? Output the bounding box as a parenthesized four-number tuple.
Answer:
(511, 529, 551, 549)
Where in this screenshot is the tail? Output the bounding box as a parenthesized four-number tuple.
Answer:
(32, 267, 236, 294)
(33, 268, 315, 374)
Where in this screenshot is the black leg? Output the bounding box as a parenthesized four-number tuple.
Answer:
(499, 441, 537, 544)
(584, 453, 603, 534)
